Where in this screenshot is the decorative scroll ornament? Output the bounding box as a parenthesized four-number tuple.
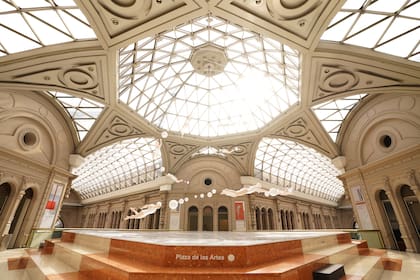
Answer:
(266, 0, 321, 20)
(94, 116, 145, 148)
(166, 141, 199, 171)
(317, 64, 401, 99)
(98, 0, 153, 20)
(12, 63, 101, 98)
(271, 116, 332, 156)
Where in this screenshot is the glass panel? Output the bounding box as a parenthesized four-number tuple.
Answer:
(119, 15, 300, 137)
(0, 0, 96, 55)
(312, 94, 367, 142)
(321, 0, 420, 61)
(72, 137, 162, 199)
(254, 138, 344, 202)
(46, 91, 104, 141)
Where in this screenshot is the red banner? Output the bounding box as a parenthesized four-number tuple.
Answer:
(235, 201, 245, 220)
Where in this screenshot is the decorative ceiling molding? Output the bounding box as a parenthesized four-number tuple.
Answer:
(218, 142, 253, 175)
(164, 140, 200, 173)
(79, 110, 147, 156)
(80, 0, 202, 47)
(269, 110, 337, 158)
(0, 52, 107, 101)
(215, 0, 338, 49)
(310, 48, 420, 102)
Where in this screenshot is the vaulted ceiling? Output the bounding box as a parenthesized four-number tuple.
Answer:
(0, 0, 419, 204)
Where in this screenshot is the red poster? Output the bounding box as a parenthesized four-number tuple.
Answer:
(235, 201, 245, 220)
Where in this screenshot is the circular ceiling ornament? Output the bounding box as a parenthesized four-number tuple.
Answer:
(190, 44, 228, 77)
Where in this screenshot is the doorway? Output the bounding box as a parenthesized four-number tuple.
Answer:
(379, 190, 406, 251)
(188, 206, 198, 231)
(202, 206, 213, 231)
(8, 188, 33, 248)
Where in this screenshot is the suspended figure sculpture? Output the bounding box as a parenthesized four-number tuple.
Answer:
(124, 202, 162, 220)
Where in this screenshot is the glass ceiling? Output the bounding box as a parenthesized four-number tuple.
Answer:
(254, 138, 344, 202)
(46, 91, 104, 141)
(119, 15, 300, 137)
(0, 0, 96, 56)
(321, 0, 420, 62)
(72, 137, 162, 199)
(312, 94, 367, 142)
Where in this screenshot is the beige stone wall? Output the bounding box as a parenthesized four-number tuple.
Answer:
(0, 90, 74, 248)
(340, 93, 420, 252)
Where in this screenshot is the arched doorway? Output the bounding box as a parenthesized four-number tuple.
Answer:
(400, 185, 420, 241)
(261, 208, 267, 230)
(8, 188, 33, 248)
(203, 206, 213, 231)
(268, 208, 274, 230)
(379, 190, 406, 251)
(255, 207, 261, 230)
(0, 183, 11, 221)
(188, 206, 198, 231)
(218, 206, 228, 231)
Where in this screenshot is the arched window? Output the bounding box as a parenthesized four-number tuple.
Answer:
(261, 208, 267, 230)
(203, 206, 213, 231)
(218, 206, 229, 231)
(255, 207, 261, 230)
(280, 210, 285, 230)
(188, 206, 198, 231)
(268, 208, 274, 230)
(0, 183, 11, 216)
(379, 190, 405, 251)
(400, 185, 420, 238)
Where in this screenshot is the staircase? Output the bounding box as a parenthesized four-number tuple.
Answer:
(0, 230, 403, 280)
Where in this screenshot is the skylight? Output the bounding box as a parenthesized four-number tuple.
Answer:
(321, 0, 420, 62)
(72, 137, 162, 199)
(46, 91, 104, 141)
(0, 0, 96, 56)
(254, 138, 344, 202)
(312, 94, 367, 142)
(119, 15, 300, 138)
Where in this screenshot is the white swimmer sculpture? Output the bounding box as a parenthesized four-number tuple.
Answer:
(220, 183, 266, 197)
(221, 183, 291, 198)
(166, 173, 190, 184)
(124, 202, 162, 220)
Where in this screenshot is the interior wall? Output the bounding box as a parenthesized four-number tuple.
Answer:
(0, 90, 74, 249)
(340, 92, 420, 252)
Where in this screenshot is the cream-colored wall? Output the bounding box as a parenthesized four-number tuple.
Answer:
(340, 93, 420, 253)
(0, 90, 74, 249)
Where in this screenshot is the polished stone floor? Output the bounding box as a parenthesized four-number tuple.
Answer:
(63, 229, 344, 246)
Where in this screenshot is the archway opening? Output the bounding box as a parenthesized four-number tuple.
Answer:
(379, 190, 406, 251)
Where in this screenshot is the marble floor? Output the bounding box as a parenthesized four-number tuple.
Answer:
(64, 229, 345, 246)
(380, 250, 420, 280)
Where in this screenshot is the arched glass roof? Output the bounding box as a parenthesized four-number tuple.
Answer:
(321, 0, 420, 62)
(119, 15, 300, 137)
(312, 94, 367, 142)
(72, 138, 162, 199)
(0, 0, 96, 56)
(46, 91, 104, 141)
(254, 138, 344, 202)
